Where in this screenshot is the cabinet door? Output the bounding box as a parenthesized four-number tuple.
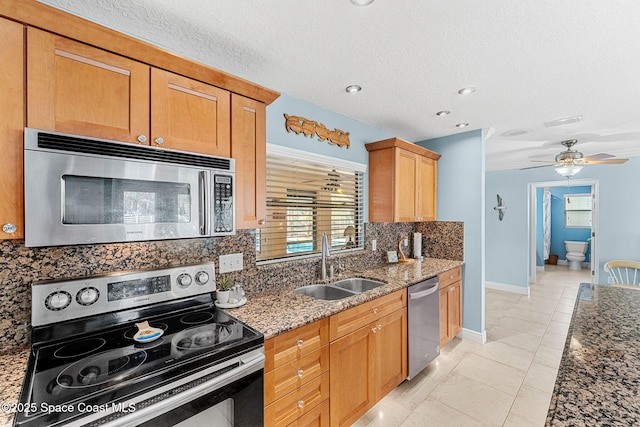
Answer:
(395, 149, 418, 222)
(27, 28, 149, 143)
(375, 308, 407, 399)
(449, 281, 463, 337)
(329, 326, 376, 427)
(417, 155, 437, 221)
(0, 18, 24, 239)
(150, 68, 230, 155)
(231, 94, 266, 229)
(287, 399, 329, 427)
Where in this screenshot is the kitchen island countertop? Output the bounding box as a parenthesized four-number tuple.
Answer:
(0, 347, 30, 427)
(546, 283, 640, 426)
(226, 257, 463, 340)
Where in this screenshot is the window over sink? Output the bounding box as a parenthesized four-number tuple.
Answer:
(257, 145, 365, 262)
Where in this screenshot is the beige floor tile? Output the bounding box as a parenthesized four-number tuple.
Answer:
(523, 362, 559, 392)
(452, 353, 526, 396)
(486, 325, 542, 352)
(494, 315, 547, 337)
(541, 331, 569, 350)
(400, 398, 490, 427)
(551, 310, 573, 324)
(430, 373, 515, 426)
(472, 340, 535, 371)
(504, 307, 553, 325)
(533, 345, 563, 369)
(503, 384, 553, 427)
(352, 396, 413, 427)
(545, 320, 570, 336)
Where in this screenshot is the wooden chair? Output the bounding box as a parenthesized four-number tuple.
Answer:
(604, 260, 640, 285)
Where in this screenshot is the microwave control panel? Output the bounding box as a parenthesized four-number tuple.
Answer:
(213, 174, 234, 233)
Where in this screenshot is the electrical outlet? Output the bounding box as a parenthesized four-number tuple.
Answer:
(403, 238, 409, 247)
(219, 253, 243, 273)
(371, 239, 377, 251)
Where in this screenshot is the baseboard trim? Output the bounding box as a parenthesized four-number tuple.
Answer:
(536, 266, 545, 272)
(458, 328, 486, 344)
(485, 280, 530, 296)
(557, 259, 568, 266)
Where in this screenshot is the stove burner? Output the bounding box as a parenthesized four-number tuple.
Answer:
(123, 322, 168, 341)
(54, 338, 107, 359)
(46, 375, 73, 397)
(180, 311, 214, 325)
(173, 324, 240, 351)
(56, 348, 147, 389)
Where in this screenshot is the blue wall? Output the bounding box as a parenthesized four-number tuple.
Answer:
(536, 188, 544, 266)
(487, 158, 640, 287)
(418, 130, 485, 336)
(549, 186, 591, 262)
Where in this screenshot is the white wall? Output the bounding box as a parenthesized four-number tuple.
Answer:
(486, 157, 640, 287)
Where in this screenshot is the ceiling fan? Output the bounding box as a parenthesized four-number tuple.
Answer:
(521, 139, 628, 176)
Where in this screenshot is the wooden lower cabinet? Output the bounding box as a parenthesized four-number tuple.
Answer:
(329, 290, 407, 427)
(287, 399, 330, 427)
(265, 373, 329, 427)
(439, 267, 463, 347)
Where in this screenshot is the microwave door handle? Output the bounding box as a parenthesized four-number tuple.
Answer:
(199, 171, 209, 235)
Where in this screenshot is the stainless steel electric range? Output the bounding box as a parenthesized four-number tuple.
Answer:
(15, 262, 264, 427)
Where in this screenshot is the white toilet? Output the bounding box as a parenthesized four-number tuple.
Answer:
(565, 241, 589, 270)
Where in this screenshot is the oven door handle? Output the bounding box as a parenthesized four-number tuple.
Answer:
(105, 351, 265, 427)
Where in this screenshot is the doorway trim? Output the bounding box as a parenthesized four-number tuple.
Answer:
(528, 178, 599, 284)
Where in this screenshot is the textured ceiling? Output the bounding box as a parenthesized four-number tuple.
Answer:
(38, 0, 640, 171)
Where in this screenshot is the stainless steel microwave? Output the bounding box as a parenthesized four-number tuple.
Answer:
(24, 128, 235, 247)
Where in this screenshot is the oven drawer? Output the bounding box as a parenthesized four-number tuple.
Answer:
(265, 345, 329, 405)
(265, 318, 329, 371)
(329, 289, 406, 341)
(264, 372, 329, 427)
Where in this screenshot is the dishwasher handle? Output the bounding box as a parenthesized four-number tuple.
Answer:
(409, 284, 439, 300)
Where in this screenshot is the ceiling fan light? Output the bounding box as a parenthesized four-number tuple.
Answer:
(555, 164, 583, 177)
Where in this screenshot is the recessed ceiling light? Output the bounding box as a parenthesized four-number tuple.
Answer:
(456, 123, 469, 128)
(500, 128, 534, 137)
(544, 115, 583, 127)
(345, 85, 362, 94)
(457, 87, 476, 95)
(436, 110, 451, 116)
(349, 0, 375, 5)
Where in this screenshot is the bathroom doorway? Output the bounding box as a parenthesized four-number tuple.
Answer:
(529, 179, 599, 284)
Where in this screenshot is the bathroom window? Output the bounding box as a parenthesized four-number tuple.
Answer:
(256, 145, 365, 262)
(564, 194, 592, 228)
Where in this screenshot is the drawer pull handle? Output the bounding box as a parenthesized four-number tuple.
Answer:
(377, 324, 382, 330)
(372, 308, 378, 314)
(372, 327, 377, 333)
(297, 369, 304, 377)
(297, 400, 305, 408)
(296, 339, 303, 348)
(450, 287, 455, 292)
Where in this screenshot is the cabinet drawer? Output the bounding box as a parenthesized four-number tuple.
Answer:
(330, 289, 406, 341)
(264, 373, 329, 427)
(286, 398, 329, 427)
(438, 266, 461, 289)
(265, 346, 329, 405)
(265, 318, 329, 372)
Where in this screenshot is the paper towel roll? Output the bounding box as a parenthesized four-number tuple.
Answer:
(413, 232, 422, 259)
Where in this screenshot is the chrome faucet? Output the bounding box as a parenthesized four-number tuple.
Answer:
(321, 232, 331, 280)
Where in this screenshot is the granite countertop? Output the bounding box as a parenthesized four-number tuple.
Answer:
(0, 347, 30, 427)
(226, 257, 463, 339)
(546, 283, 640, 426)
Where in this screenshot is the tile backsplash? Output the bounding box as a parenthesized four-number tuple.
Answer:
(0, 221, 462, 350)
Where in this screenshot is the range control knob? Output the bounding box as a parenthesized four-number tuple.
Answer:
(76, 287, 100, 306)
(195, 271, 210, 285)
(177, 273, 192, 288)
(45, 291, 72, 311)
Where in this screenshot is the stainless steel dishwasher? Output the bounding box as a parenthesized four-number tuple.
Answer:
(407, 276, 440, 380)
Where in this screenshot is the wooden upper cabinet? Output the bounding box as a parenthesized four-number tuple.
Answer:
(231, 94, 266, 229)
(26, 28, 150, 143)
(151, 68, 230, 156)
(366, 138, 440, 223)
(0, 18, 25, 239)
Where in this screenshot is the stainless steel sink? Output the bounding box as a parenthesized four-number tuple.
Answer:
(331, 278, 386, 293)
(294, 284, 358, 300)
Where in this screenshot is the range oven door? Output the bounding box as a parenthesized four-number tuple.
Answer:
(94, 348, 264, 427)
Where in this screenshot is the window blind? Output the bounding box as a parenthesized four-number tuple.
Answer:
(257, 152, 364, 262)
(564, 194, 592, 228)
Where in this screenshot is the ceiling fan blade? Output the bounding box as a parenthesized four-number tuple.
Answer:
(520, 163, 557, 170)
(584, 158, 628, 165)
(528, 159, 557, 163)
(583, 153, 614, 161)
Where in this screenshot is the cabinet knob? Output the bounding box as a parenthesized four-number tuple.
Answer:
(258, 219, 265, 225)
(371, 327, 377, 333)
(154, 137, 164, 145)
(377, 324, 382, 330)
(2, 223, 17, 234)
(450, 287, 455, 292)
(137, 134, 147, 143)
(297, 369, 304, 378)
(372, 308, 378, 314)
(297, 400, 305, 409)
(296, 339, 304, 348)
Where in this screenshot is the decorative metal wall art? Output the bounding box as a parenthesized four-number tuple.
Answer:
(493, 194, 507, 221)
(284, 114, 350, 148)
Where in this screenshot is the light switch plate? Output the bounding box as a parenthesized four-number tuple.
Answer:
(219, 253, 243, 273)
